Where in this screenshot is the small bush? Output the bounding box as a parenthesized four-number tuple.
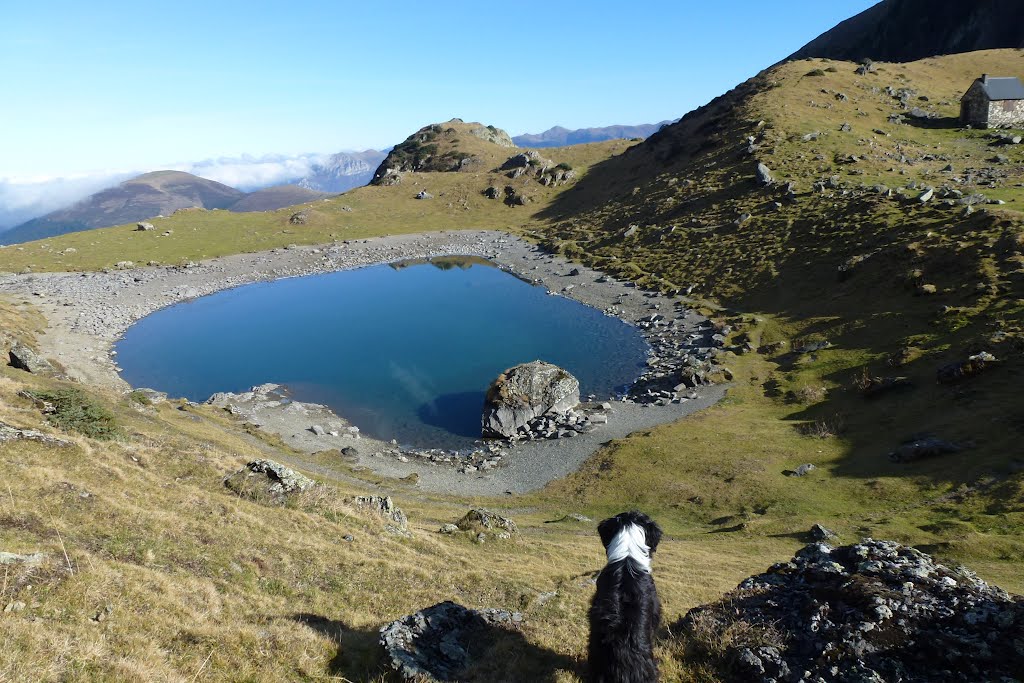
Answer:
(555, 162, 573, 171)
(127, 390, 151, 406)
(797, 414, 846, 439)
(27, 388, 120, 440)
(806, 69, 827, 77)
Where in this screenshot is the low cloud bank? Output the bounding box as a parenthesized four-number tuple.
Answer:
(0, 152, 335, 230)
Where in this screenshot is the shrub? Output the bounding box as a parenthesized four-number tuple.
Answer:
(806, 69, 826, 77)
(555, 162, 573, 171)
(27, 388, 120, 440)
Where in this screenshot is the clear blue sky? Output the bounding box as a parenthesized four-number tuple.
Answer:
(0, 0, 877, 178)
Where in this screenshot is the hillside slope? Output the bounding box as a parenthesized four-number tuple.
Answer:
(0, 171, 246, 244)
(2, 51, 1024, 681)
(227, 184, 329, 212)
(790, 0, 1024, 62)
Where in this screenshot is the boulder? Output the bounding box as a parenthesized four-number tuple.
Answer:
(755, 162, 774, 186)
(676, 540, 1024, 682)
(481, 361, 580, 438)
(454, 508, 517, 535)
(8, 341, 54, 375)
(288, 211, 308, 225)
(889, 436, 961, 463)
(135, 221, 155, 231)
(349, 495, 408, 531)
(379, 601, 524, 682)
(223, 459, 314, 504)
(937, 351, 997, 384)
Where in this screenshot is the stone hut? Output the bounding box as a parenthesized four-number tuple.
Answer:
(960, 74, 1024, 128)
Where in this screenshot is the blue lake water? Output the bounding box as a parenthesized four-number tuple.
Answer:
(114, 257, 649, 448)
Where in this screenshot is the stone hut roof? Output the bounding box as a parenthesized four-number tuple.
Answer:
(974, 75, 1024, 101)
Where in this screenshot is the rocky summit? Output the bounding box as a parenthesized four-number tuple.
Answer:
(480, 360, 580, 438)
(677, 540, 1024, 682)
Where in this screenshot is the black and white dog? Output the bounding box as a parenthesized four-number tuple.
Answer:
(588, 511, 663, 683)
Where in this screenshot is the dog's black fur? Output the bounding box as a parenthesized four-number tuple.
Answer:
(587, 510, 663, 683)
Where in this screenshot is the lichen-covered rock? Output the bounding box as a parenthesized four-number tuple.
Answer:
(454, 508, 517, 536)
(676, 539, 1024, 682)
(349, 495, 408, 531)
(481, 361, 580, 438)
(224, 459, 314, 504)
(8, 341, 55, 375)
(379, 601, 523, 682)
(937, 351, 997, 384)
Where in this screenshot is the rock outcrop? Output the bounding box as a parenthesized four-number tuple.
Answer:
(481, 361, 580, 438)
(379, 601, 523, 682)
(8, 340, 55, 375)
(349, 495, 408, 532)
(677, 539, 1024, 682)
(453, 508, 517, 537)
(224, 459, 314, 504)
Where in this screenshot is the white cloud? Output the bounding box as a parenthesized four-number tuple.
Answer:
(0, 171, 136, 229)
(172, 153, 329, 192)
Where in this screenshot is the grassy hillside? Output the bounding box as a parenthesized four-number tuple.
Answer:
(3, 51, 1024, 681)
(0, 138, 631, 273)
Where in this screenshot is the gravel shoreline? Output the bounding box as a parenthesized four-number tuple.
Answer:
(0, 230, 727, 495)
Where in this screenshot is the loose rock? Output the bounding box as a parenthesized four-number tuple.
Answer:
(379, 601, 524, 682)
(224, 459, 314, 504)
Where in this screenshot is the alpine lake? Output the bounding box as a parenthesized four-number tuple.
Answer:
(114, 256, 650, 449)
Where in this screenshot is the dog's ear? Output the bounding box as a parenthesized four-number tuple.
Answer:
(635, 513, 662, 554)
(597, 516, 621, 548)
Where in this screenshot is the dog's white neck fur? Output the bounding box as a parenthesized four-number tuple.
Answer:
(605, 523, 651, 572)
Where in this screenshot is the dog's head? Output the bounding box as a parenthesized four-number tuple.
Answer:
(597, 510, 662, 555)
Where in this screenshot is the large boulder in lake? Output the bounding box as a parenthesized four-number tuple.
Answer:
(481, 361, 580, 438)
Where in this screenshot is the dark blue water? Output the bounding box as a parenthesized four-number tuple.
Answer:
(114, 257, 649, 448)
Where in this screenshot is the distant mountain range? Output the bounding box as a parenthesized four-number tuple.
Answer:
(0, 171, 329, 245)
(0, 149, 388, 245)
(790, 0, 1024, 63)
(298, 150, 386, 193)
(512, 122, 672, 148)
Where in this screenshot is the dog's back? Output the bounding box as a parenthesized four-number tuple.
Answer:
(587, 511, 663, 683)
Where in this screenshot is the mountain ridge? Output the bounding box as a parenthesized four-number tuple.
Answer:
(512, 121, 673, 148)
(789, 0, 1024, 62)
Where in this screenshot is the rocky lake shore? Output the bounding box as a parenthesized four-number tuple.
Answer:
(0, 230, 727, 494)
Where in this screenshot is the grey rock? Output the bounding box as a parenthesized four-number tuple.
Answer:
(0, 551, 47, 566)
(379, 601, 524, 682)
(310, 424, 326, 436)
(889, 437, 961, 463)
(438, 523, 459, 534)
(623, 225, 638, 238)
(132, 388, 168, 404)
(455, 508, 517, 535)
(755, 162, 774, 186)
(415, 190, 434, 200)
(808, 523, 837, 541)
(481, 361, 580, 438)
(677, 540, 1024, 682)
(787, 463, 816, 477)
(917, 187, 934, 203)
(224, 459, 315, 504)
(937, 351, 997, 384)
(135, 221, 155, 231)
(0, 421, 72, 447)
(9, 341, 55, 375)
(350, 495, 408, 531)
(288, 211, 308, 225)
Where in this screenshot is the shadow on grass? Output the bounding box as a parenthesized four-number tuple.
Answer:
(903, 115, 962, 130)
(292, 611, 581, 683)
